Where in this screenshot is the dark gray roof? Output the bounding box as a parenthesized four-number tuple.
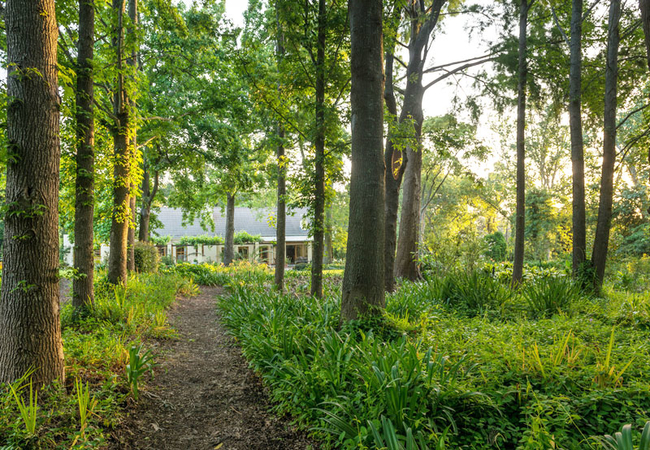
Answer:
(154, 207, 311, 241)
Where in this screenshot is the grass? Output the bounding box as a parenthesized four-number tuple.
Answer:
(215, 263, 650, 449)
(0, 271, 193, 449)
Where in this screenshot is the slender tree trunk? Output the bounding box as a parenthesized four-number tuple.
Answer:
(512, 0, 528, 285)
(0, 0, 65, 385)
(324, 207, 334, 263)
(274, 4, 286, 291)
(341, 0, 385, 322)
(591, 0, 621, 293)
(138, 161, 158, 242)
(393, 2, 445, 282)
(126, 0, 138, 272)
(640, 0, 650, 199)
(224, 192, 236, 266)
(384, 51, 406, 292)
(395, 138, 423, 281)
(643, 0, 650, 70)
(127, 192, 136, 271)
(73, 0, 95, 311)
(275, 124, 286, 289)
(570, 0, 587, 276)
(311, 0, 326, 298)
(107, 0, 130, 285)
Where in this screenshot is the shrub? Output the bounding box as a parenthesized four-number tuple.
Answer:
(433, 270, 512, 316)
(484, 231, 507, 262)
(133, 241, 160, 273)
(522, 275, 582, 318)
(233, 231, 262, 244)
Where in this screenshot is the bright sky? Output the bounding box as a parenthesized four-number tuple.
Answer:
(225, 0, 248, 27)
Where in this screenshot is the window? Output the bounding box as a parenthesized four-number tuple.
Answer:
(176, 246, 186, 262)
(157, 245, 167, 257)
(259, 246, 269, 264)
(238, 246, 249, 259)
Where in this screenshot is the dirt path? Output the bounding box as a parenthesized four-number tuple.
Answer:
(109, 287, 316, 450)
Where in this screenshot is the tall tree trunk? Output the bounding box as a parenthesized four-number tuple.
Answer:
(0, 0, 65, 385)
(138, 159, 158, 242)
(341, 0, 385, 322)
(311, 0, 326, 298)
(384, 51, 406, 292)
(126, 0, 138, 272)
(324, 207, 334, 263)
(107, 0, 130, 285)
(570, 0, 587, 276)
(591, 0, 621, 293)
(512, 0, 529, 285)
(640, 0, 650, 199)
(643, 0, 650, 70)
(275, 124, 286, 290)
(274, 3, 286, 291)
(127, 191, 136, 271)
(224, 192, 236, 266)
(393, 1, 445, 282)
(73, 0, 95, 311)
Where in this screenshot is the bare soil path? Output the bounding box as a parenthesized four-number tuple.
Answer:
(109, 286, 316, 450)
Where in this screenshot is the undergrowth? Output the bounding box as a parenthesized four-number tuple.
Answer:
(0, 271, 194, 449)
(217, 265, 650, 449)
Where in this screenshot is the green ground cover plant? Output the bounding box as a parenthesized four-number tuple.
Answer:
(0, 272, 192, 449)
(217, 264, 650, 449)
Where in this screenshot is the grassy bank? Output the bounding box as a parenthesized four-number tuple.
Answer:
(213, 263, 650, 449)
(0, 272, 196, 449)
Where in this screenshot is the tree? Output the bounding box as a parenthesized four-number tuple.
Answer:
(569, 0, 587, 277)
(73, 0, 96, 311)
(107, 0, 134, 284)
(640, 0, 650, 191)
(275, 3, 287, 290)
(0, 0, 65, 385)
(341, 0, 385, 321)
(591, 0, 621, 292)
(126, 0, 139, 273)
(223, 192, 236, 265)
(512, 0, 530, 285)
(393, 0, 447, 282)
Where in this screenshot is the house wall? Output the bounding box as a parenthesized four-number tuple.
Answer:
(95, 240, 314, 267)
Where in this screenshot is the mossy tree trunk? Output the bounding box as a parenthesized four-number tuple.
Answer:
(0, 0, 65, 386)
(73, 0, 96, 311)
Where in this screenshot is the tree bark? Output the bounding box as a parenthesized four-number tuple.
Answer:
(512, 0, 529, 285)
(591, 0, 620, 293)
(570, 0, 587, 276)
(274, 3, 286, 292)
(640, 0, 650, 201)
(224, 192, 236, 266)
(107, 0, 130, 285)
(0, 0, 65, 385)
(275, 124, 286, 290)
(126, 0, 138, 273)
(641, 0, 650, 71)
(341, 0, 385, 322)
(310, 0, 326, 298)
(324, 207, 334, 263)
(127, 191, 136, 271)
(138, 159, 158, 242)
(393, 1, 445, 282)
(73, 0, 96, 311)
(384, 51, 406, 292)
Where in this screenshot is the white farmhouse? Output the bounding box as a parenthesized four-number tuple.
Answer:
(148, 207, 312, 265)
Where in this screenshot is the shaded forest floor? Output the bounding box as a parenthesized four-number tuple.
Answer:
(107, 286, 316, 450)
